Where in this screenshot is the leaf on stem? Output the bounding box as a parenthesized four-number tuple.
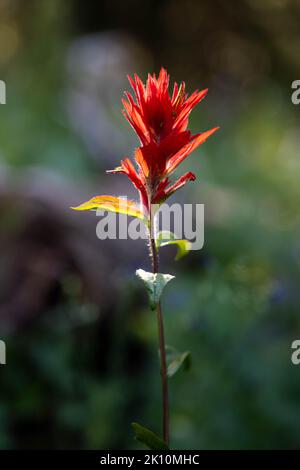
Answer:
(131, 422, 169, 450)
(136, 269, 175, 310)
(71, 195, 145, 220)
(156, 230, 191, 260)
(165, 345, 191, 378)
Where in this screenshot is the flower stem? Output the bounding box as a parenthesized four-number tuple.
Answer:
(148, 218, 170, 447)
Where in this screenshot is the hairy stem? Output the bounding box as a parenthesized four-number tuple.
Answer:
(148, 213, 170, 446)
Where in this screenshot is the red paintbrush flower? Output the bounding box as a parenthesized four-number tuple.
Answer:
(72, 68, 218, 218)
(110, 68, 218, 209)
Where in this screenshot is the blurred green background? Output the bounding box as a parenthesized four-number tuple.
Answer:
(0, 0, 300, 450)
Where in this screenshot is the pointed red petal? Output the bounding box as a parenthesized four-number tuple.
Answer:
(166, 127, 219, 175)
(135, 147, 150, 178)
(153, 172, 196, 203)
(173, 88, 208, 131)
(164, 172, 196, 197)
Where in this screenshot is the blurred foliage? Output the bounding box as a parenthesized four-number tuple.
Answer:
(0, 0, 300, 450)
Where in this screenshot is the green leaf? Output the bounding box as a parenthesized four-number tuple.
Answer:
(136, 269, 175, 310)
(131, 422, 169, 450)
(166, 346, 191, 378)
(156, 231, 191, 260)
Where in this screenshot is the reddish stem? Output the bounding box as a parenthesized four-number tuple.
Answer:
(148, 212, 170, 446)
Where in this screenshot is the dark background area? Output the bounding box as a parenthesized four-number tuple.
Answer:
(0, 0, 300, 449)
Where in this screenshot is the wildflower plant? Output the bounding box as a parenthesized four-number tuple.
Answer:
(72, 68, 218, 449)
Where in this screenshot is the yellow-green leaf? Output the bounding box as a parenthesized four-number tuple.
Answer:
(156, 231, 191, 260)
(71, 195, 145, 220)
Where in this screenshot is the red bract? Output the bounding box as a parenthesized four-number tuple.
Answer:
(72, 68, 219, 219)
(111, 68, 219, 212)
